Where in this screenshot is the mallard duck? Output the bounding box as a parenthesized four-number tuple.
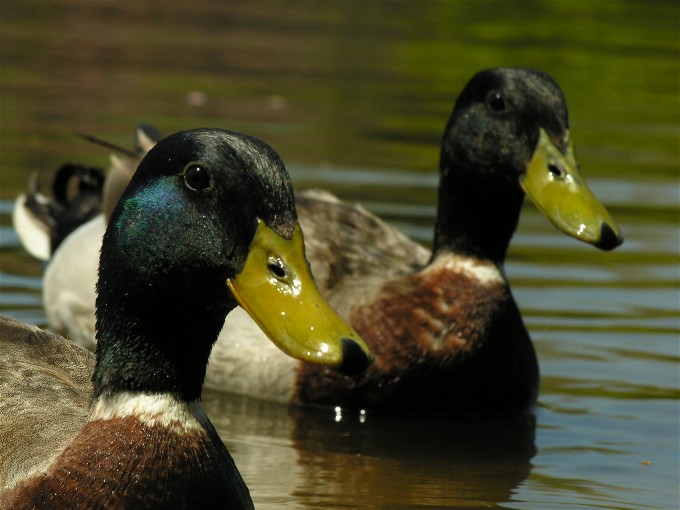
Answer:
(1, 129, 372, 508)
(12, 163, 105, 261)
(290, 67, 623, 414)
(12, 125, 161, 263)
(14, 68, 622, 415)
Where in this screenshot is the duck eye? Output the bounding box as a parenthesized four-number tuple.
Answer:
(184, 164, 211, 191)
(487, 91, 506, 112)
(267, 258, 287, 279)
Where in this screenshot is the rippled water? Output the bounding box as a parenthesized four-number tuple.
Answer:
(1, 2, 678, 509)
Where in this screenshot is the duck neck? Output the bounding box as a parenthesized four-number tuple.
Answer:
(431, 163, 524, 266)
(93, 288, 231, 402)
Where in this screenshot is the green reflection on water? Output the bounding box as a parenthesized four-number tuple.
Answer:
(0, 2, 678, 509)
(1, 0, 678, 198)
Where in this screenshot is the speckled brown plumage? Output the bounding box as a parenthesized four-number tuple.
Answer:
(4, 416, 251, 510)
(297, 190, 430, 290)
(0, 317, 92, 495)
(295, 261, 538, 415)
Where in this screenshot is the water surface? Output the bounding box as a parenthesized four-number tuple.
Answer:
(1, 2, 678, 509)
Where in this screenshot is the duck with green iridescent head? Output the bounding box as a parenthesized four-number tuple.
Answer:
(1, 129, 372, 509)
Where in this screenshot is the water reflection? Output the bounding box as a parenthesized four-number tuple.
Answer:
(205, 390, 536, 508)
(293, 410, 535, 508)
(1, 0, 678, 508)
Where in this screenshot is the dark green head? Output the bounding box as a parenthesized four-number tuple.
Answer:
(434, 68, 622, 263)
(441, 68, 568, 187)
(106, 128, 297, 284)
(93, 129, 372, 401)
(94, 129, 297, 400)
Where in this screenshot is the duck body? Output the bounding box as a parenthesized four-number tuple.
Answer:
(1, 319, 244, 509)
(2, 129, 372, 508)
(12, 163, 105, 261)
(43, 215, 103, 350)
(15, 68, 622, 416)
(7, 393, 249, 510)
(295, 247, 537, 414)
(0, 318, 92, 494)
(11, 125, 161, 263)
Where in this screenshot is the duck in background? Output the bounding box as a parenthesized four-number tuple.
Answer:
(12, 162, 104, 262)
(292, 68, 622, 414)
(11, 126, 162, 350)
(13, 68, 622, 415)
(1, 129, 372, 508)
(12, 125, 163, 262)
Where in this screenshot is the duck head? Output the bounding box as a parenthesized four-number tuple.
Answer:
(435, 68, 622, 263)
(94, 129, 372, 401)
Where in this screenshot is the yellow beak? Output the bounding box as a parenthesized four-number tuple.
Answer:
(521, 129, 623, 250)
(227, 219, 374, 375)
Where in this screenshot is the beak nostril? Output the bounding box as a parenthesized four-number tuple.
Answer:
(548, 163, 564, 178)
(267, 258, 287, 279)
(337, 338, 373, 376)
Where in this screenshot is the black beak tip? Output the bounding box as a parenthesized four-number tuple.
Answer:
(598, 223, 624, 251)
(338, 338, 374, 376)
